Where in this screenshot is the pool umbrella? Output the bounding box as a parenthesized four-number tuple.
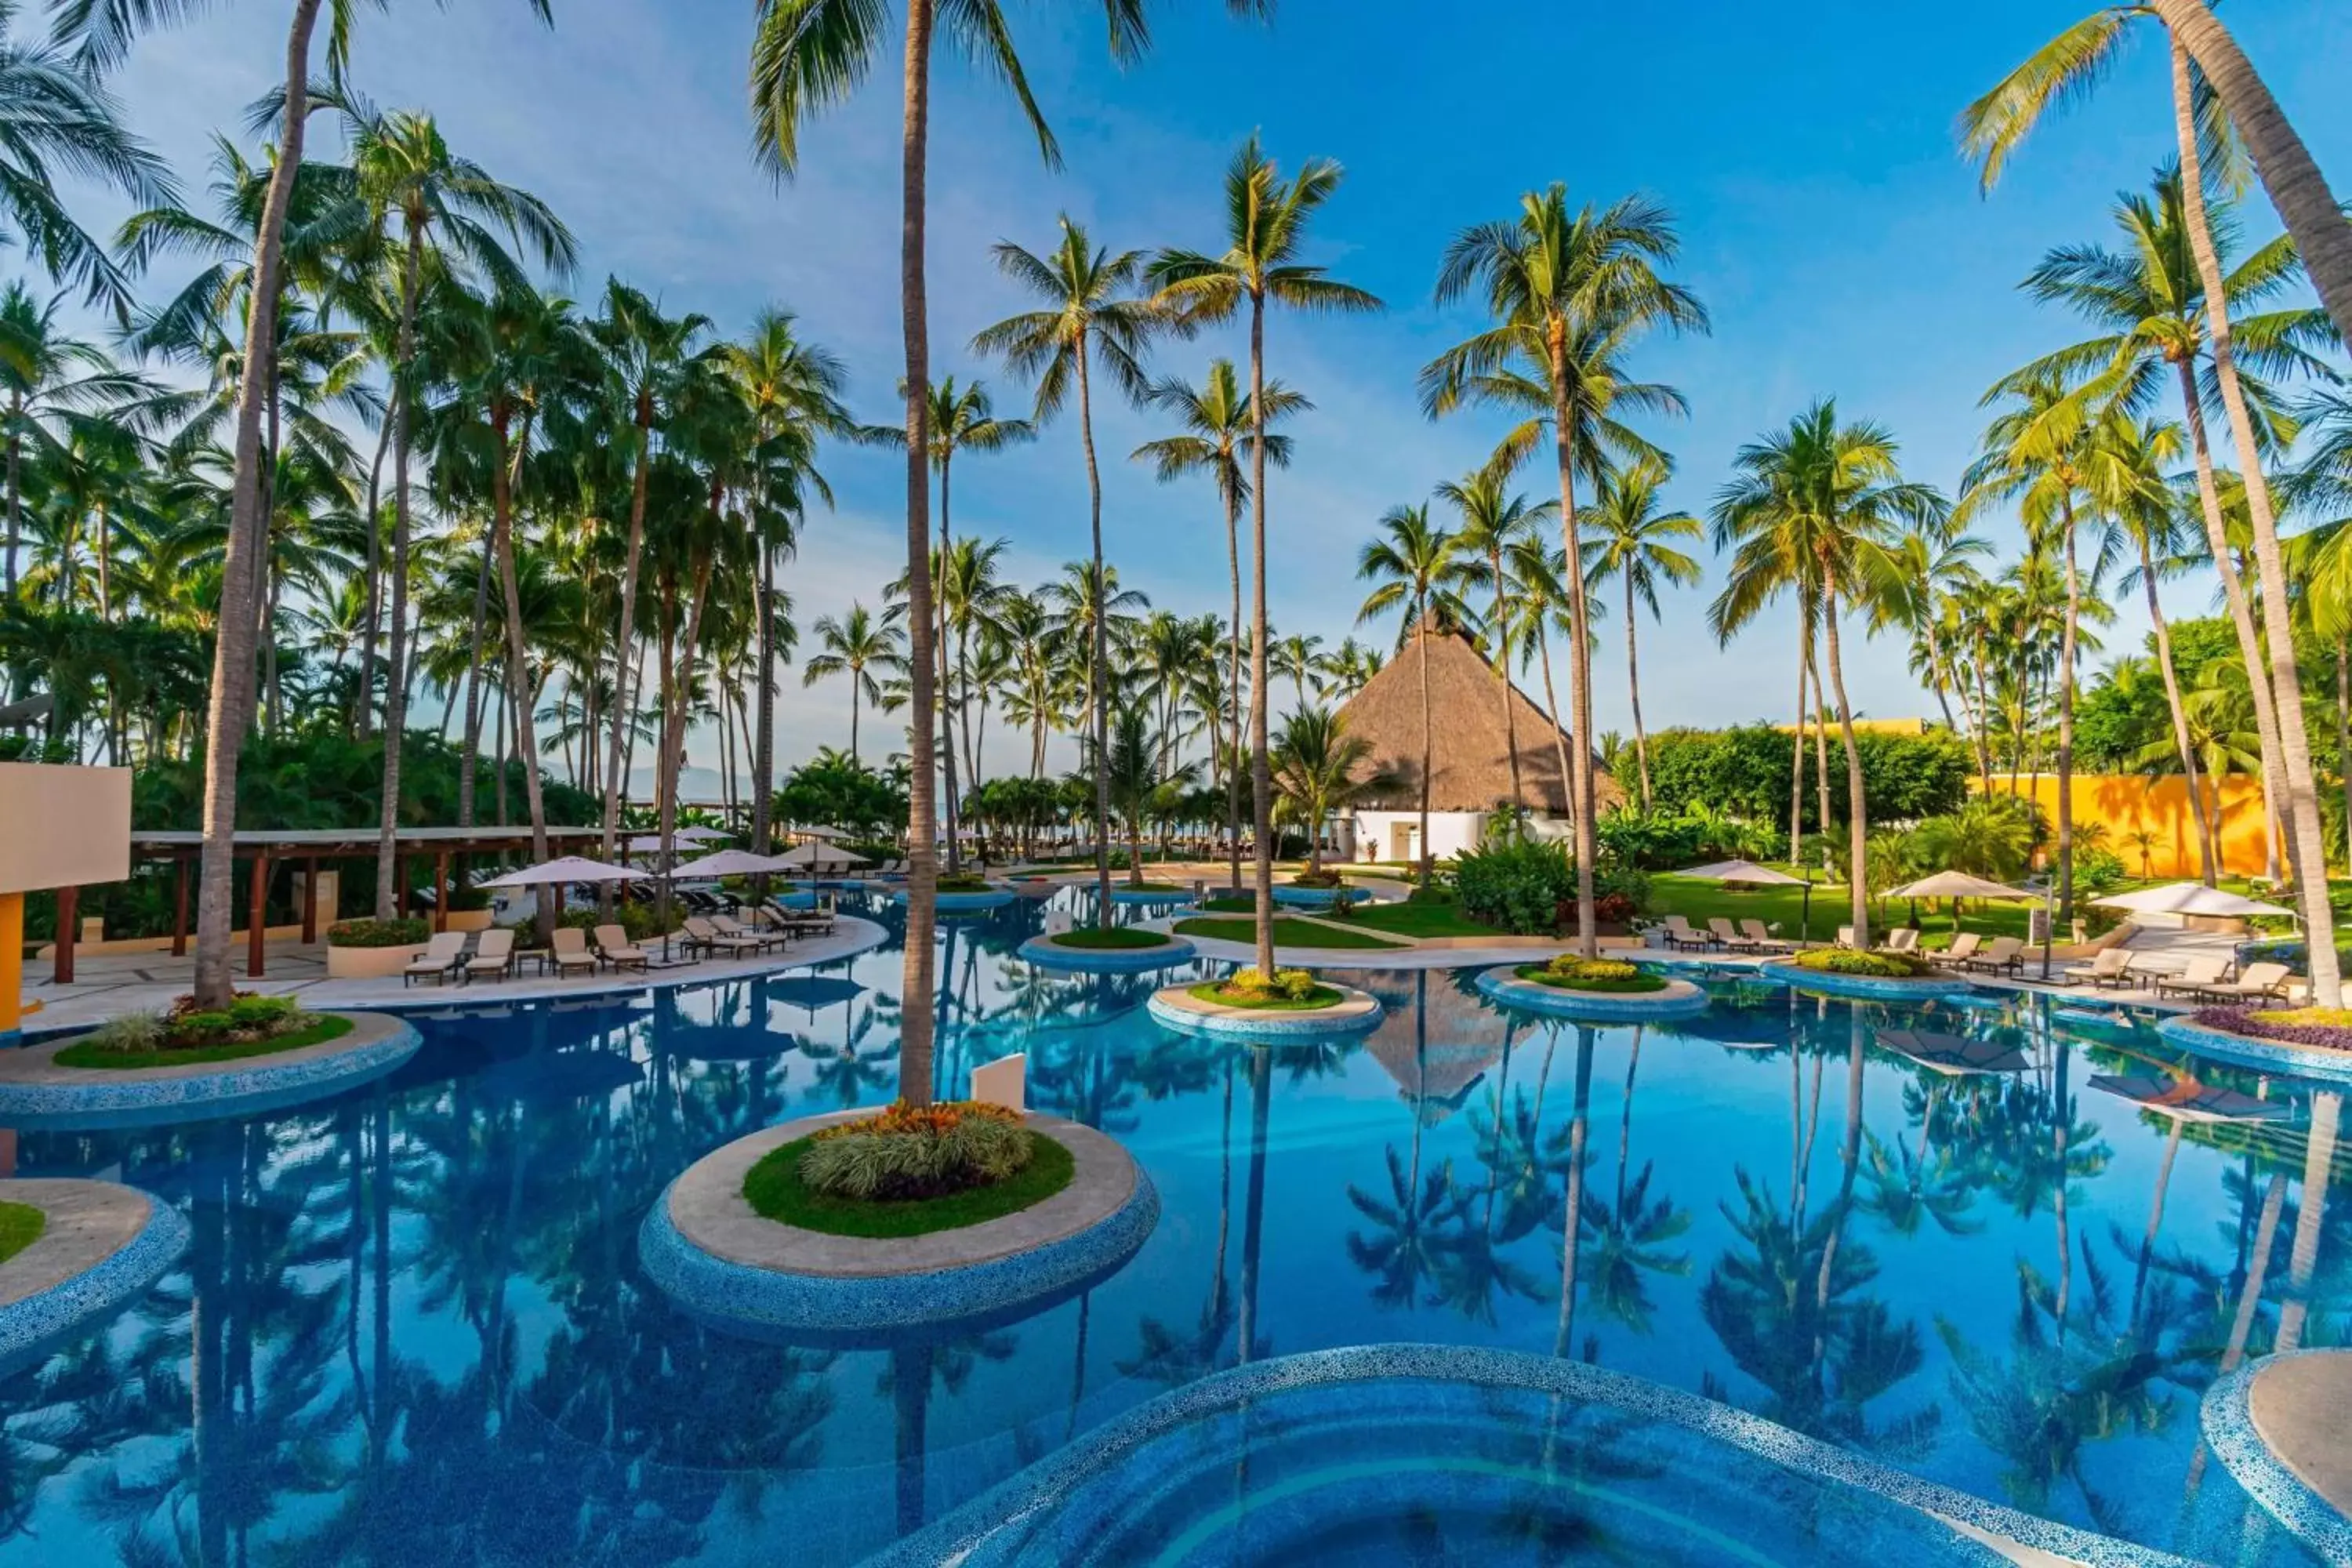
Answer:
(2091, 883, 2295, 920)
(794, 824, 852, 839)
(1679, 858, 1814, 942)
(776, 840, 871, 870)
(1888, 871, 2029, 902)
(479, 856, 646, 889)
(2089, 1073, 2294, 1125)
(672, 848, 793, 879)
(768, 973, 866, 1019)
(675, 826, 730, 843)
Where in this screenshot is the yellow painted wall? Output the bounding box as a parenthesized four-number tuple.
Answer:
(1971, 773, 2271, 880)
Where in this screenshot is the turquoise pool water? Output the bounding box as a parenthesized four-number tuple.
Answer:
(0, 891, 2339, 1565)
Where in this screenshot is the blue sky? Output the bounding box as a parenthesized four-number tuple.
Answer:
(97, 0, 2352, 780)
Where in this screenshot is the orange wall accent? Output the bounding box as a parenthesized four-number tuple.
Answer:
(1971, 774, 2270, 880)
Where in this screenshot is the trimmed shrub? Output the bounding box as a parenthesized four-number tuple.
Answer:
(935, 874, 994, 894)
(797, 1100, 1033, 1200)
(1290, 868, 1345, 890)
(327, 917, 429, 948)
(1455, 838, 1575, 935)
(1788, 947, 1936, 978)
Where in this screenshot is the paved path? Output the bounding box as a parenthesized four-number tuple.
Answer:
(20, 919, 889, 1035)
(2248, 1351, 2352, 1519)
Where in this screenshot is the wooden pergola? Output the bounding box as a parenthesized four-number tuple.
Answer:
(61, 826, 614, 983)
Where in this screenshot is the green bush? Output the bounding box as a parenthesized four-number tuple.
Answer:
(513, 905, 683, 942)
(327, 917, 429, 948)
(797, 1102, 1033, 1200)
(936, 874, 994, 894)
(1789, 947, 1936, 978)
(2073, 847, 2127, 895)
(1455, 838, 1575, 935)
(1522, 956, 1668, 994)
(227, 995, 299, 1029)
(1290, 868, 1345, 890)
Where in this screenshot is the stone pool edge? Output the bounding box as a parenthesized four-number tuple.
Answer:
(0, 1180, 188, 1369)
(1472, 966, 1711, 1022)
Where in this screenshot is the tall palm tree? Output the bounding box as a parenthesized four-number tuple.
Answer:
(1149, 136, 1381, 977)
(1270, 706, 1387, 875)
(1132, 356, 1306, 890)
(751, 0, 1269, 1102)
(1711, 401, 1945, 947)
(1436, 468, 1550, 819)
(1422, 188, 1705, 957)
(975, 216, 1156, 924)
(0, 282, 160, 600)
(1579, 456, 1700, 813)
(1357, 504, 1465, 889)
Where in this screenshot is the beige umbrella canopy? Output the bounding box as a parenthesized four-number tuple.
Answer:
(1681, 859, 1808, 887)
(2092, 882, 2293, 919)
(776, 840, 871, 869)
(672, 849, 794, 879)
(1888, 871, 2031, 901)
(480, 855, 647, 888)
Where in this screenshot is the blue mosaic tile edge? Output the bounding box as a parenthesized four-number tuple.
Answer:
(1754, 960, 1978, 1003)
(1016, 935, 1198, 974)
(0, 1015, 423, 1127)
(868, 1342, 2185, 1568)
(0, 1186, 189, 1373)
(2155, 1015, 2352, 1089)
(1472, 965, 1711, 1022)
(637, 1150, 1160, 1338)
(2200, 1352, 2352, 1561)
(1145, 989, 1384, 1040)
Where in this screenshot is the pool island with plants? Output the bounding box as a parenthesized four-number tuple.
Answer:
(0, 1178, 191, 1368)
(0, 1005, 421, 1125)
(1147, 968, 1384, 1037)
(1475, 956, 1710, 1021)
(1759, 947, 1971, 1001)
(1016, 925, 1199, 972)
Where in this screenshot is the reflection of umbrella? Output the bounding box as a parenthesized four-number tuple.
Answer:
(1889, 871, 2030, 901)
(2092, 882, 2294, 919)
(672, 848, 793, 878)
(676, 826, 730, 843)
(2090, 1073, 2294, 1124)
(481, 856, 647, 888)
(1874, 1028, 2028, 1076)
(766, 973, 867, 1019)
(795, 824, 851, 840)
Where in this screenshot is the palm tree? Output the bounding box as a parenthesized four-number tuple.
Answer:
(1149, 135, 1381, 978)
(1098, 700, 1198, 887)
(1711, 401, 1945, 947)
(751, 0, 1269, 1102)
(1319, 637, 1382, 699)
(1132, 357, 1306, 890)
(1270, 706, 1388, 875)
(1437, 467, 1551, 819)
(973, 219, 1156, 920)
(1421, 188, 1705, 957)
(1357, 504, 1465, 889)
(1579, 456, 1700, 813)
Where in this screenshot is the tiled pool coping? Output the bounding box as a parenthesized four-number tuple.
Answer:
(1146, 981, 1383, 1039)
(1017, 935, 1199, 973)
(2201, 1351, 2352, 1562)
(2154, 1014, 2352, 1088)
(0, 1178, 188, 1371)
(1473, 965, 1711, 1022)
(639, 1110, 1157, 1340)
(869, 1342, 2183, 1568)
(0, 1011, 421, 1127)
(1755, 960, 1978, 1004)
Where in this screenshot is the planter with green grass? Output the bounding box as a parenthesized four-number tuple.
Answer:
(1475, 958, 1709, 1021)
(0, 1008, 422, 1127)
(1147, 969, 1384, 1038)
(0, 1178, 190, 1358)
(1759, 947, 1966, 1001)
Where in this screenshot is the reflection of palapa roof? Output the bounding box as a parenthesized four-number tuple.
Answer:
(1334, 615, 1619, 815)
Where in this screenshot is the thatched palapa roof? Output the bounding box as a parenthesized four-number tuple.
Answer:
(1333, 614, 1618, 815)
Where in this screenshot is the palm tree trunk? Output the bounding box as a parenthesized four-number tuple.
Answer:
(753, 544, 778, 857)
(2056, 498, 2079, 922)
(2338, 638, 2350, 878)
(1494, 546, 1523, 816)
(354, 412, 393, 738)
(1074, 345, 1115, 927)
(1548, 328, 1597, 956)
(1789, 630, 1806, 864)
(2151, 0, 2352, 352)
(1247, 295, 1276, 978)
(1822, 578, 1870, 946)
(1417, 620, 1433, 882)
(193, 0, 321, 1007)
(457, 521, 495, 828)
(1624, 572, 1653, 811)
(1809, 637, 1832, 844)
(373, 223, 425, 920)
(896, 0, 941, 1105)
(1536, 619, 1576, 838)
(2138, 535, 2216, 884)
(2172, 39, 2341, 1004)
(1549, 1027, 1596, 1358)
(493, 412, 551, 937)
(1225, 480, 1244, 891)
(599, 401, 658, 873)
(937, 452, 961, 875)
(3, 394, 18, 603)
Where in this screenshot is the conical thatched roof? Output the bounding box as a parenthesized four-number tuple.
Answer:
(1333, 614, 1618, 815)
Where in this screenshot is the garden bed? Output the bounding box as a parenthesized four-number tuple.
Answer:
(1783, 948, 1938, 979)
(53, 998, 354, 1072)
(2192, 1006, 2352, 1054)
(1513, 958, 1668, 995)
(742, 1130, 1076, 1240)
(1186, 975, 1345, 1012)
(0, 1203, 42, 1266)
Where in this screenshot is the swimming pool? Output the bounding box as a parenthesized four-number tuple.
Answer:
(0, 891, 2337, 1566)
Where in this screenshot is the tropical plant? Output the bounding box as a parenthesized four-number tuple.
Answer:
(1581, 455, 1700, 812)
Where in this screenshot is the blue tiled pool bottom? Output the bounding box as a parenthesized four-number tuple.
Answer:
(884, 1348, 2016, 1566)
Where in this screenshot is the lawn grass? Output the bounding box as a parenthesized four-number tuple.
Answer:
(0, 1201, 43, 1265)
(1172, 916, 1408, 950)
(1335, 902, 1501, 939)
(1186, 980, 1348, 1011)
(54, 1014, 355, 1072)
(742, 1131, 1075, 1238)
(1197, 895, 1254, 914)
(1046, 927, 1174, 950)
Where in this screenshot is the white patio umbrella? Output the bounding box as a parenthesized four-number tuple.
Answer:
(1679, 858, 1816, 941)
(675, 826, 730, 843)
(2092, 882, 2294, 920)
(480, 855, 646, 888)
(1889, 871, 2031, 902)
(671, 848, 793, 879)
(794, 824, 851, 840)
(776, 840, 870, 870)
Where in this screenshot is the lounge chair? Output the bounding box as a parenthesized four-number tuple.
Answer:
(1709, 917, 1760, 953)
(1885, 927, 1921, 954)
(549, 926, 600, 978)
(713, 913, 790, 953)
(1962, 936, 2025, 976)
(1929, 933, 1982, 968)
(403, 931, 468, 986)
(2206, 960, 2292, 1004)
(2153, 955, 2232, 1000)
(681, 916, 762, 958)
(2062, 948, 2136, 989)
(594, 924, 648, 973)
(771, 897, 837, 938)
(1659, 915, 1711, 951)
(1835, 926, 1857, 949)
(463, 928, 517, 983)
(1739, 919, 1791, 953)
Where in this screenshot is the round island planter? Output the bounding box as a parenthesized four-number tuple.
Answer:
(1018, 933, 1199, 974)
(0, 1178, 188, 1371)
(2156, 1014, 2352, 1089)
(2201, 1351, 2352, 1562)
(1755, 959, 1973, 1004)
(1147, 979, 1383, 1040)
(1474, 965, 1710, 1023)
(640, 1110, 1156, 1342)
(1270, 884, 1351, 909)
(893, 887, 1016, 914)
(0, 1011, 422, 1129)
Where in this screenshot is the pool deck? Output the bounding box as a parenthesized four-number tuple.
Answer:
(15, 917, 890, 1036)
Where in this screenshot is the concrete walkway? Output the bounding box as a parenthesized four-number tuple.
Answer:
(17, 918, 890, 1036)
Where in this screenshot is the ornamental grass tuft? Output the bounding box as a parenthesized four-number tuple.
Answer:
(796, 1099, 1033, 1200)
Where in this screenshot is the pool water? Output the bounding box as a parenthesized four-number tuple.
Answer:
(0, 892, 2340, 1566)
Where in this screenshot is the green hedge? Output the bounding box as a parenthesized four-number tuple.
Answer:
(326, 917, 428, 948)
